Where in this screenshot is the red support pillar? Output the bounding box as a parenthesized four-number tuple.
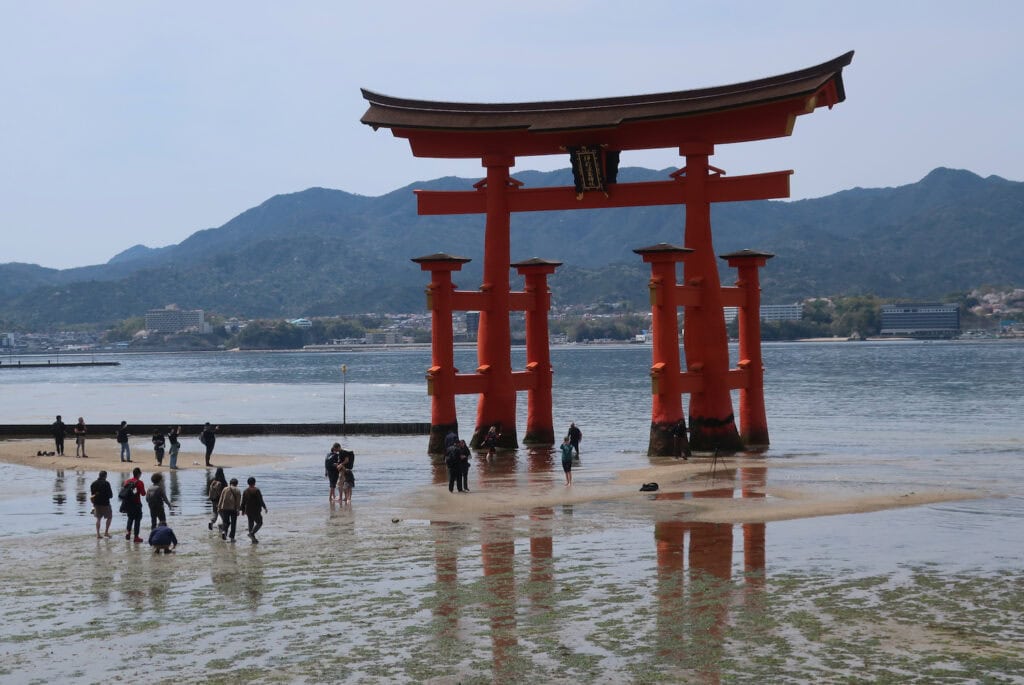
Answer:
(722, 249, 773, 447)
(513, 258, 561, 446)
(679, 144, 744, 453)
(472, 155, 518, 450)
(633, 243, 692, 456)
(411, 253, 471, 453)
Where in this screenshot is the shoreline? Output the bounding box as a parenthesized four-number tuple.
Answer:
(0, 438, 284, 473)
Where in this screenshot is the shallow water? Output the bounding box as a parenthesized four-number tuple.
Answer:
(1, 342, 1023, 681)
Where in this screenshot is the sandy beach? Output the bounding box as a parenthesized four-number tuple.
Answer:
(0, 438, 284, 473)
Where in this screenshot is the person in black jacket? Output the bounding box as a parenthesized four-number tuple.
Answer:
(200, 423, 218, 466)
(116, 421, 131, 463)
(52, 415, 66, 456)
(90, 471, 113, 538)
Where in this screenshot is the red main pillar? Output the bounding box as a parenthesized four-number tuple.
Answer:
(723, 249, 773, 447)
(634, 243, 691, 456)
(680, 144, 744, 453)
(411, 253, 470, 453)
(513, 258, 560, 446)
(472, 155, 518, 449)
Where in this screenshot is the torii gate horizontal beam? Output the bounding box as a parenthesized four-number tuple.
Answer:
(415, 171, 792, 216)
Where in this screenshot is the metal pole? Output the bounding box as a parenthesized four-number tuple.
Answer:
(341, 364, 347, 435)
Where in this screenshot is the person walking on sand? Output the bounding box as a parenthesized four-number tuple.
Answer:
(90, 470, 113, 538)
(325, 443, 343, 501)
(200, 422, 218, 466)
(146, 472, 172, 529)
(120, 467, 146, 542)
(567, 422, 582, 458)
(148, 522, 178, 554)
(167, 427, 181, 469)
(151, 428, 166, 467)
(560, 436, 575, 486)
(51, 415, 66, 456)
(241, 476, 268, 543)
(116, 421, 131, 463)
(217, 477, 242, 542)
(207, 467, 228, 531)
(74, 417, 87, 458)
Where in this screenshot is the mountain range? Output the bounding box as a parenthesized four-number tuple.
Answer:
(2, 167, 1022, 328)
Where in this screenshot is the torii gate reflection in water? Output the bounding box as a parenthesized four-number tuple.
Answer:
(360, 51, 853, 454)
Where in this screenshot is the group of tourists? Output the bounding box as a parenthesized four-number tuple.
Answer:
(49, 416, 218, 468)
(88, 465, 269, 552)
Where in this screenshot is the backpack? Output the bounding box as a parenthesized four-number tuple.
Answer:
(209, 480, 224, 503)
(118, 479, 136, 501)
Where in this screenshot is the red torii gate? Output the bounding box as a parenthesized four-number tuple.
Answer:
(361, 51, 853, 454)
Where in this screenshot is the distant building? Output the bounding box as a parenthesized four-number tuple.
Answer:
(0, 332, 12, 348)
(880, 303, 960, 338)
(724, 304, 802, 324)
(145, 305, 206, 333)
(289, 318, 313, 328)
(465, 311, 480, 341)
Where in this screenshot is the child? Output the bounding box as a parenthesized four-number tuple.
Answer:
(340, 465, 354, 503)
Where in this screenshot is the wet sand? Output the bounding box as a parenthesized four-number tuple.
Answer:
(0, 438, 285, 472)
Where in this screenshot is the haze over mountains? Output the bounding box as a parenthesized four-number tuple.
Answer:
(2, 167, 1021, 328)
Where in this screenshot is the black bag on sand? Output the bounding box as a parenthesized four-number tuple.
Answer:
(639, 482, 659, 492)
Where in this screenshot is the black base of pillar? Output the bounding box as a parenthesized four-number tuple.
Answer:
(740, 429, 770, 450)
(689, 415, 745, 454)
(647, 421, 690, 457)
(428, 422, 459, 455)
(523, 427, 555, 446)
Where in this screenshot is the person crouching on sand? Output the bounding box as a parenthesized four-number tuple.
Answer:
(148, 522, 178, 554)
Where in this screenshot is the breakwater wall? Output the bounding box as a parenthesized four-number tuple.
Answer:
(0, 422, 430, 439)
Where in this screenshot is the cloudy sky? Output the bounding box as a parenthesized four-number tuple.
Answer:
(2, 1, 1021, 269)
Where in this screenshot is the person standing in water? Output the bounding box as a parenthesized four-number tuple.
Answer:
(567, 422, 582, 458)
(90, 470, 113, 538)
(560, 436, 575, 486)
(325, 443, 344, 501)
(121, 467, 146, 542)
(146, 472, 172, 529)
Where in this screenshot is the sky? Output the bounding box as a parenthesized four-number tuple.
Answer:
(1, 1, 1022, 269)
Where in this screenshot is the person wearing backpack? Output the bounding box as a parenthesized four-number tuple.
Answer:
(217, 478, 242, 542)
(207, 467, 227, 531)
(120, 467, 146, 542)
(116, 421, 131, 463)
(567, 422, 582, 458)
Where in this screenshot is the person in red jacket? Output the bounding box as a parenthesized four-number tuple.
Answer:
(121, 467, 146, 543)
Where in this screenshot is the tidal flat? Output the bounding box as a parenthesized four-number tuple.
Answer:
(1, 472, 1021, 684)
